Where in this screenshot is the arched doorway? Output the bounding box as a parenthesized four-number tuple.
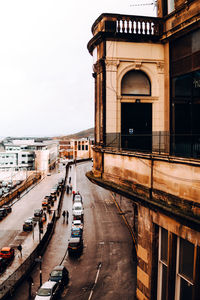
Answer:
(121, 70, 152, 151)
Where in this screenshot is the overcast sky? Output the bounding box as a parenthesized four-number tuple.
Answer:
(0, 0, 155, 137)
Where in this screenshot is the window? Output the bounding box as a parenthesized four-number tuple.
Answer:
(157, 227, 168, 300)
(167, 0, 174, 14)
(162, 0, 175, 16)
(22, 154, 26, 157)
(82, 145, 84, 150)
(121, 70, 151, 96)
(86, 145, 88, 151)
(175, 238, 194, 300)
(78, 145, 81, 150)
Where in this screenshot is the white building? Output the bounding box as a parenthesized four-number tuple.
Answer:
(1, 137, 59, 173)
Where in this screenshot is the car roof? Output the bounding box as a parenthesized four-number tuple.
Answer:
(41, 281, 57, 288)
(74, 194, 81, 198)
(73, 202, 82, 207)
(1, 247, 11, 251)
(73, 220, 81, 224)
(25, 219, 33, 223)
(69, 237, 80, 243)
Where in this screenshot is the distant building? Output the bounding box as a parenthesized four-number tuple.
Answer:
(58, 137, 94, 160)
(0, 151, 35, 170)
(88, 1, 200, 299)
(71, 138, 94, 160)
(59, 140, 73, 159)
(1, 137, 59, 173)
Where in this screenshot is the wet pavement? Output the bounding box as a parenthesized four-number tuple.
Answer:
(8, 161, 137, 300)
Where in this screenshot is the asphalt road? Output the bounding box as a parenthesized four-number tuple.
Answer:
(10, 161, 136, 300)
(0, 165, 65, 251)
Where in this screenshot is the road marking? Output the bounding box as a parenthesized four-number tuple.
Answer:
(88, 262, 102, 300)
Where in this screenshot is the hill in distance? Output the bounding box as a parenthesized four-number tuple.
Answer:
(55, 127, 94, 140)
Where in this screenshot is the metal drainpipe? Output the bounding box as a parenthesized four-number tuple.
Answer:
(150, 155, 154, 200)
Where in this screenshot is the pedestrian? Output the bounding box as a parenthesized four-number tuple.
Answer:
(66, 185, 69, 194)
(66, 210, 69, 224)
(62, 210, 66, 222)
(70, 184, 72, 193)
(69, 176, 71, 184)
(17, 244, 22, 258)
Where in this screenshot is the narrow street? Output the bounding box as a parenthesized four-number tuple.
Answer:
(11, 161, 136, 300)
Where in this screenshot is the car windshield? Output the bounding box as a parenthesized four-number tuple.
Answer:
(74, 207, 82, 210)
(37, 287, 51, 296)
(25, 221, 31, 224)
(1, 251, 9, 254)
(51, 270, 62, 277)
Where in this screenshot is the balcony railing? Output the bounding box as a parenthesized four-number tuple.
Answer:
(101, 132, 200, 159)
(93, 13, 163, 36)
(88, 13, 163, 54)
(116, 15, 162, 36)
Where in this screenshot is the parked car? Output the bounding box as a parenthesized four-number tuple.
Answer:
(50, 186, 57, 197)
(42, 199, 48, 208)
(72, 219, 83, 230)
(49, 265, 69, 286)
(34, 209, 43, 218)
(73, 193, 82, 203)
(44, 195, 54, 206)
(0, 208, 8, 220)
(72, 203, 84, 222)
(0, 247, 14, 260)
(71, 227, 82, 238)
(2, 205, 12, 213)
(68, 237, 83, 255)
(23, 218, 35, 231)
(35, 280, 60, 300)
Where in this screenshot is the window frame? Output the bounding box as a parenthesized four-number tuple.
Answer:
(157, 227, 168, 300)
(175, 237, 194, 300)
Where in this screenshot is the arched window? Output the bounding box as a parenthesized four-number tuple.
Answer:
(121, 70, 151, 96)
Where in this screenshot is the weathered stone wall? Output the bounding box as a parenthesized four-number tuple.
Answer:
(96, 148, 200, 219)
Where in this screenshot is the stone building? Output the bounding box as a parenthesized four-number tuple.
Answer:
(87, 1, 200, 299)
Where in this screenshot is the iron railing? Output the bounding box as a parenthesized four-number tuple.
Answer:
(102, 132, 200, 159)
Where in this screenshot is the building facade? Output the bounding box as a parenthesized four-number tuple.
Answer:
(2, 137, 59, 173)
(87, 1, 200, 299)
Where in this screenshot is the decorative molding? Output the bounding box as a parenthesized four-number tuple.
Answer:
(105, 59, 119, 72)
(135, 61, 142, 70)
(157, 61, 164, 73)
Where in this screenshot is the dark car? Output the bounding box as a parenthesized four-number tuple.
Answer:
(49, 265, 69, 287)
(34, 209, 43, 218)
(68, 237, 83, 255)
(0, 208, 7, 220)
(71, 227, 82, 238)
(23, 219, 34, 231)
(45, 195, 54, 206)
(2, 205, 12, 213)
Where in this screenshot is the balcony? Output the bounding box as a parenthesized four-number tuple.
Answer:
(101, 132, 200, 160)
(88, 13, 163, 53)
